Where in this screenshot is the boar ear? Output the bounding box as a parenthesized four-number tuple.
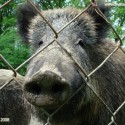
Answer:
(17, 3, 40, 42)
(86, 1, 110, 40)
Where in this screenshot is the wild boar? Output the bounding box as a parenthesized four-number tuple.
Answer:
(0, 69, 30, 125)
(17, 2, 125, 125)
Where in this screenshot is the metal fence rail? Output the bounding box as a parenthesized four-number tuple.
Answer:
(0, 0, 125, 125)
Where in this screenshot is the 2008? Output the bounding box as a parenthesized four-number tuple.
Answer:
(0, 118, 9, 122)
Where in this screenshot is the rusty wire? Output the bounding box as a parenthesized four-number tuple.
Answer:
(0, 78, 14, 90)
(0, 0, 13, 10)
(27, 0, 58, 39)
(0, 54, 17, 77)
(0, 0, 125, 125)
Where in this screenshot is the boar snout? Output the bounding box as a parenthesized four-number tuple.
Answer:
(23, 70, 72, 109)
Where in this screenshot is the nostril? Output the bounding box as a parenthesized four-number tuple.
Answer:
(52, 83, 63, 94)
(24, 81, 67, 96)
(25, 82, 41, 95)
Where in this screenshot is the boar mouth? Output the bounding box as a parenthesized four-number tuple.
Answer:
(23, 71, 72, 109)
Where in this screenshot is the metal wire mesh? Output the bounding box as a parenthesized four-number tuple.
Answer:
(0, 0, 125, 125)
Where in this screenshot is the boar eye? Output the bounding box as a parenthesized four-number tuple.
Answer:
(78, 39, 85, 48)
(38, 41, 43, 46)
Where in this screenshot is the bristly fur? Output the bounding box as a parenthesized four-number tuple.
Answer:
(16, 2, 125, 125)
(17, 2, 110, 43)
(0, 69, 31, 125)
(86, 1, 110, 41)
(16, 3, 40, 42)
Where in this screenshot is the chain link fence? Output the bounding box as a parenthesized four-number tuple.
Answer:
(0, 0, 125, 125)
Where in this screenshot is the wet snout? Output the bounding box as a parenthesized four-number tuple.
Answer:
(23, 70, 72, 109)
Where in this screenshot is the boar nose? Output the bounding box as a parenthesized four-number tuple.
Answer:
(23, 70, 71, 109)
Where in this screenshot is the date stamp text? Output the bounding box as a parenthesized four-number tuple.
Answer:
(0, 118, 10, 122)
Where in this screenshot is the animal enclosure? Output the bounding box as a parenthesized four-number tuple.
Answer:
(0, 0, 125, 125)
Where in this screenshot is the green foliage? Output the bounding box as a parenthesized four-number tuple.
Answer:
(109, 0, 125, 44)
(0, 27, 29, 75)
(37, 0, 89, 9)
(0, 0, 29, 75)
